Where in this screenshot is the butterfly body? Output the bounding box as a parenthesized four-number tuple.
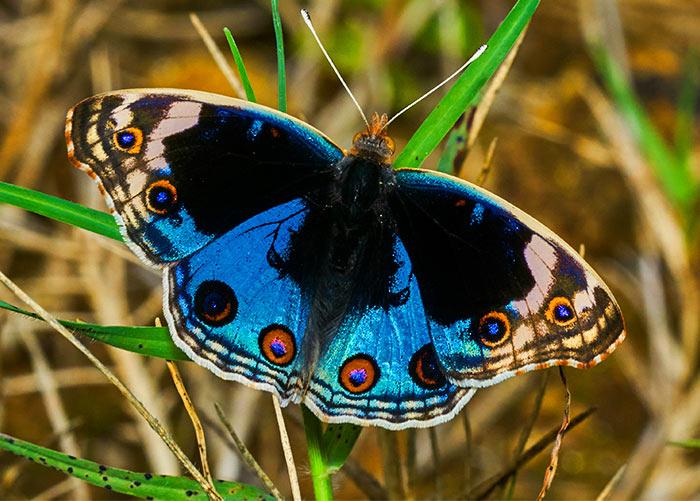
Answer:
(66, 89, 625, 429)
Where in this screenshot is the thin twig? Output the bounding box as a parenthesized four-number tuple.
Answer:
(189, 12, 245, 98)
(428, 427, 442, 499)
(468, 407, 596, 499)
(537, 368, 571, 501)
(0, 269, 220, 499)
(506, 372, 549, 498)
(213, 402, 283, 500)
(165, 359, 219, 499)
(271, 395, 302, 501)
(476, 137, 498, 186)
(462, 410, 472, 497)
(595, 464, 627, 501)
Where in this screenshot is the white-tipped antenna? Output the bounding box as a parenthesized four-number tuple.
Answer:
(301, 9, 370, 129)
(383, 44, 487, 130)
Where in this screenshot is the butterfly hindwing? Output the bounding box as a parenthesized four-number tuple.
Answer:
(66, 89, 343, 265)
(165, 199, 311, 402)
(392, 169, 625, 387)
(305, 236, 475, 429)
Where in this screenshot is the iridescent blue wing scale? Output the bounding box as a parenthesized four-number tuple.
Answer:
(165, 200, 311, 402)
(305, 237, 475, 430)
(392, 169, 626, 387)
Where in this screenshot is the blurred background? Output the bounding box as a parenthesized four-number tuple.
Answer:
(1, 0, 699, 499)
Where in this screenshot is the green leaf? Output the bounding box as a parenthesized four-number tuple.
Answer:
(675, 52, 699, 177)
(0, 181, 121, 242)
(224, 27, 257, 103)
(394, 0, 540, 168)
(669, 439, 700, 449)
(591, 47, 699, 213)
(321, 423, 362, 473)
(0, 432, 272, 500)
(0, 300, 187, 361)
(271, 0, 286, 112)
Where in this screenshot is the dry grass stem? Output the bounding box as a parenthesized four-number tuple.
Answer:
(189, 13, 245, 99)
(468, 407, 596, 499)
(0, 268, 220, 499)
(165, 359, 220, 500)
(537, 368, 571, 501)
(213, 402, 283, 500)
(467, 28, 528, 151)
(595, 463, 627, 501)
(271, 395, 301, 501)
(476, 137, 498, 186)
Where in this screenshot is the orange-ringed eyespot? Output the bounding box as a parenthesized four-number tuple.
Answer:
(477, 311, 511, 348)
(194, 280, 237, 327)
(409, 344, 446, 390)
(339, 354, 379, 394)
(145, 180, 177, 215)
(259, 325, 296, 366)
(113, 127, 143, 154)
(546, 296, 576, 327)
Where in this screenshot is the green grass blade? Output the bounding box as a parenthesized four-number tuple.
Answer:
(394, 0, 540, 168)
(591, 47, 698, 212)
(271, 0, 287, 112)
(436, 113, 470, 174)
(0, 433, 272, 500)
(0, 181, 121, 241)
(669, 439, 700, 449)
(0, 300, 187, 361)
(224, 27, 257, 103)
(321, 423, 362, 474)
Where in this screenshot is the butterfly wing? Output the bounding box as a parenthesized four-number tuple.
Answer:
(66, 89, 343, 264)
(392, 169, 625, 387)
(67, 90, 344, 401)
(165, 199, 311, 402)
(304, 236, 475, 429)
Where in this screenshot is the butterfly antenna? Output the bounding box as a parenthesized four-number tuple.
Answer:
(383, 44, 487, 130)
(301, 9, 370, 129)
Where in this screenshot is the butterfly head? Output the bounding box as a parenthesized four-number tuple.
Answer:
(351, 112, 395, 164)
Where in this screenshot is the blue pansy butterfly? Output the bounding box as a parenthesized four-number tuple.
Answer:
(65, 87, 625, 430)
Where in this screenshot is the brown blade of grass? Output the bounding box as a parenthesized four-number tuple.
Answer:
(189, 12, 245, 98)
(165, 359, 220, 500)
(467, 406, 596, 499)
(537, 368, 571, 500)
(505, 372, 549, 498)
(212, 402, 283, 500)
(271, 395, 302, 501)
(0, 268, 219, 499)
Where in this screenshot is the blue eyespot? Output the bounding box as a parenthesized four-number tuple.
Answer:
(117, 131, 135, 148)
(113, 127, 143, 153)
(477, 311, 511, 348)
(194, 280, 237, 326)
(339, 354, 379, 394)
(547, 297, 576, 326)
(145, 180, 177, 215)
(259, 324, 296, 366)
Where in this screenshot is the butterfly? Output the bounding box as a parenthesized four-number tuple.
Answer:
(65, 88, 625, 430)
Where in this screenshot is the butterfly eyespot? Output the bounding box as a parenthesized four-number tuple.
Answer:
(259, 325, 296, 366)
(145, 180, 178, 215)
(194, 281, 237, 326)
(409, 344, 446, 390)
(546, 297, 577, 327)
(339, 355, 379, 394)
(477, 311, 511, 348)
(113, 127, 143, 154)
